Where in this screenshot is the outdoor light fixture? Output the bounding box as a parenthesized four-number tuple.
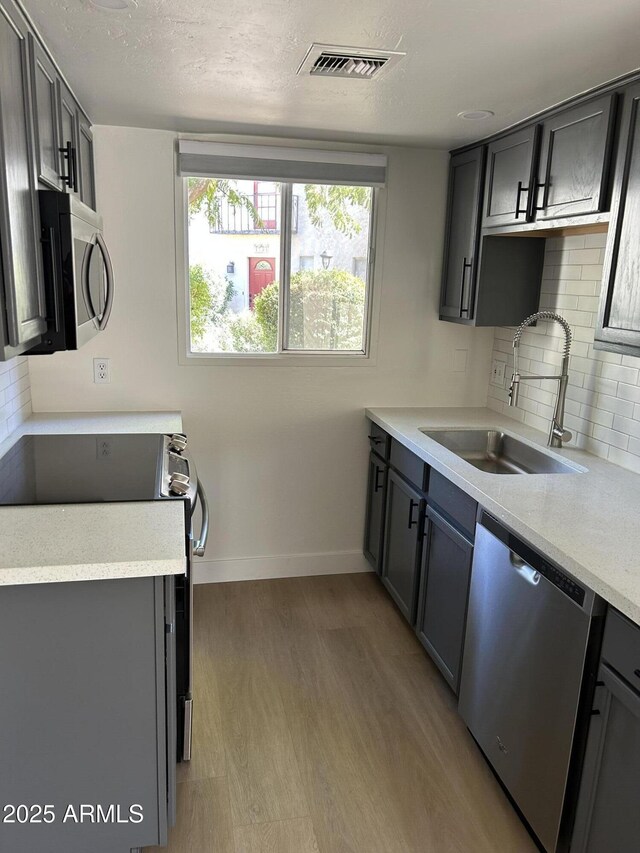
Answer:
(226, 261, 235, 274)
(320, 250, 333, 270)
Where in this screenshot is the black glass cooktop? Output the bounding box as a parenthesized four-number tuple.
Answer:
(0, 434, 167, 505)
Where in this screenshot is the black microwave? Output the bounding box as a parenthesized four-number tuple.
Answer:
(28, 191, 114, 354)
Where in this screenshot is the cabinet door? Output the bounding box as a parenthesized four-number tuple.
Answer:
(415, 506, 473, 694)
(571, 664, 640, 852)
(536, 95, 615, 220)
(0, 577, 168, 852)
(27, 34, 63, 190)
(364, 451, 387, 574)
(381, 469, 423, 623)
(0, 4, 46, 354)
(596, 83, 640, 355)
(58, 79, 79, 194)
(483, 125, 540, 227)
(77, 111, 96, 209)
(440, 147, 484, 320)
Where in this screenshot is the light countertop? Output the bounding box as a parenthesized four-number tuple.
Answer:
(366, 406, 640, 625)
(0, 410, 185, 586)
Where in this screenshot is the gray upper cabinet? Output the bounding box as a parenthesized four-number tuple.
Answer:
(77, 110, 95, 209)
(596, 82, 640, 356)
(535, 94, 616, 220)
(482, 125, 540, 228)
(440, 147, 484, 320)
(0, 1, 47, 356)
(58, 81, 81, 197)
(28, 34, 63, 191)
(0, 0, 96, 360)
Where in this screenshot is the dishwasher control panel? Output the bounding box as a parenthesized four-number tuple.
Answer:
(539, 562, 585, 607)
(481, 511, 586, 607)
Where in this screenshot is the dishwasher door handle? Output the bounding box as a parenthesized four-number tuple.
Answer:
(509, 550, 540, 585)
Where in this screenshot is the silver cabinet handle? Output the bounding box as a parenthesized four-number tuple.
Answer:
(193, 479, 209, 557)
(96, 232, 114, 330)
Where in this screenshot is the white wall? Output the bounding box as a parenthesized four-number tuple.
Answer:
(29, 126, 494, 581)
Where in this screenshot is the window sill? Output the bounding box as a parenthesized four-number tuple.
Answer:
(179, 350, 372, 367)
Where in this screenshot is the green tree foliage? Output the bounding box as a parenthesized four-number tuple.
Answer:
(303, 185, 371, 236)
(189, 264, 234, 344)
(188, 179, 371, 236)
(250, 269, 365, 351)
(188, 178, 259, 230)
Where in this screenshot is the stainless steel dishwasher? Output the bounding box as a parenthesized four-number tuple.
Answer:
(458, 512, 605, 853)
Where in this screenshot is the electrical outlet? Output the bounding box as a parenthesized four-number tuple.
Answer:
(93, 358, 110, 384)
(491, 359, 507, 386)
(96, 438, 112, 460)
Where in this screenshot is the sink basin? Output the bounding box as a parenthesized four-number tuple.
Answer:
(420, 429, 584, 475)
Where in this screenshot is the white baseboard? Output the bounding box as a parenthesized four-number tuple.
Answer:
(193, 549, 371, 584)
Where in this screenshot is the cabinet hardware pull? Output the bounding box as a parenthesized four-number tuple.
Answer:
(459, 257, 473, 317)
(368, 434, 382, 445)
(408, 499, 419, 529)
(515, 180, 530, 219)
(374, 466, 384, 493)
(534, 180, 547, 211)
(70, 144, 79, 193)
(58, 141, 73, 188)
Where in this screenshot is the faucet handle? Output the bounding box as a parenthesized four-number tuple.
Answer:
(552, 426, 572, 444)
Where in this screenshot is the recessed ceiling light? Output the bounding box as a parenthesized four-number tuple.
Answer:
(457, 110, 495, 121)
(90, 0, 137, 10)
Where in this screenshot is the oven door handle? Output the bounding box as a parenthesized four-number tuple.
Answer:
(96, 232, 114, 331)
(193, 479, 209, 558)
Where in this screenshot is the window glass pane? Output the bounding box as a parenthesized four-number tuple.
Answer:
(286, 183, 372, 352)
(186, 177, 280, 353)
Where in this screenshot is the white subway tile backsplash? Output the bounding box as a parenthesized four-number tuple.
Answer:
(584, 232, 608, 249)
(0, 357, 31, 437)
(486, 234, 640, 475)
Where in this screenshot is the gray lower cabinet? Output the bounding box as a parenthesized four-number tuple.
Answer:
(535, 94, 615, 220)
(364, 449, 388, 574)
(572, 609, 640, 852)
(415, 505, 473, 694)
(0, 1, 47, 357)
(596, 81, 640, 356)
(381, 468, 424, 623)
(0, 575, 174, 853)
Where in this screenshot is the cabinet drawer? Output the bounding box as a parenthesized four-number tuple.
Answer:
(390, 440, 428, 491)
(427, 470, 477, 539)
(602, 608, 640, 690)
(368, 421, 391, 460)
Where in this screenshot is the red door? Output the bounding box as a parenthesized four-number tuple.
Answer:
(248, 257, 275, 308)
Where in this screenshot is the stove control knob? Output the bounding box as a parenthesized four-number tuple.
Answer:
(168, 433, 188, 453)
(169, 472, 190, 496)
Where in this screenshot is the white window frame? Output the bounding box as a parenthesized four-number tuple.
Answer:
(174, 172, 384, 366)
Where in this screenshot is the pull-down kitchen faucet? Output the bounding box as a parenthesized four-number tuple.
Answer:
(509, 311, 573, 448)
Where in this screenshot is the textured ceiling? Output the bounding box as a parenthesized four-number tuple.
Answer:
(20, 0, 640, 147)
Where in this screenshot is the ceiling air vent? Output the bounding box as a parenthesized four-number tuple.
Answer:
(297, 44, 405, 81)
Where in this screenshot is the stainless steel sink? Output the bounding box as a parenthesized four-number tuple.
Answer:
(420, 429, 584, 475)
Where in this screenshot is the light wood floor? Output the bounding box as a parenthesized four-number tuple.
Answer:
(146, 573, 536, 853)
